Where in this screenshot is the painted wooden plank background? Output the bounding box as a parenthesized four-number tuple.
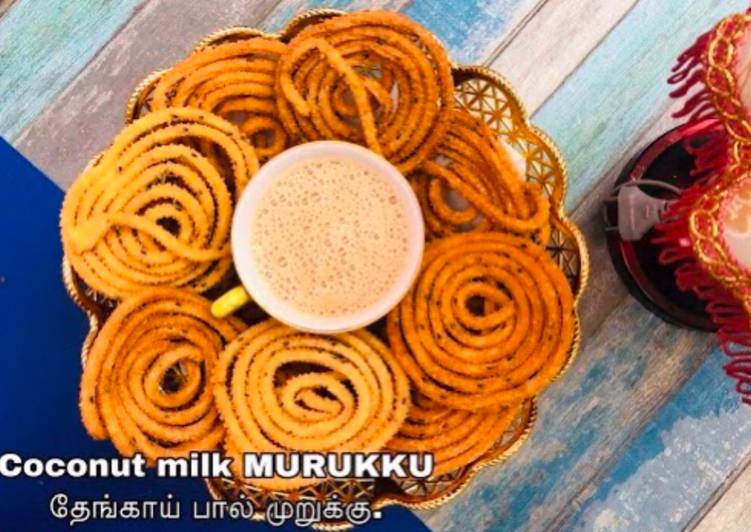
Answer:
(694, 457, 751, 532)
(0, 0, 146, 139)
(565, 347, 751, 531)
(422, 0, 751, 530)
(487, 0, 640, 113)
(3, 0, 751, 530)
(12, 0, 546, 188)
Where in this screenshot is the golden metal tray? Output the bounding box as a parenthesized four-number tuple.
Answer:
(63, 8, 589, 529)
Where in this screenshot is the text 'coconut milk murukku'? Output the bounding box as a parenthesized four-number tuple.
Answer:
(387, 232, 575, 409)
(387, 394, 520, 476)
(151, 38, 288, 162)
(276, 11, 454, 173)
(213, 320, 410, 491)
(61, 107, 258, 299)
(79, 288, 244, 462)
(409, 109, 550, 242)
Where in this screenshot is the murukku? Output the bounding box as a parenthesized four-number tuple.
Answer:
(213, 320, 410, 491)
(387, 394, 520, 476)
(61, 107, 258, 300)
(151, 38, 289, 161)
(80, 288, 245, 462)
(276, 11, 454, 173)
(387, 232, 575, 409)
(410, 109, 550, 241)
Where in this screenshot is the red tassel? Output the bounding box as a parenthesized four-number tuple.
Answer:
(674, 90, 713, 119)
(669, 71, 707, 98)
(671, 31, 712, 76)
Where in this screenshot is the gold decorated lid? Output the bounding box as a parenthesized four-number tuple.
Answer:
(690, 173, 751, 315)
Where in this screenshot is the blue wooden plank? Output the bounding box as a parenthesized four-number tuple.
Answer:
(403, 0, 539, 64)
(0, 0, 146, 140)
(568, 347, 749, 531)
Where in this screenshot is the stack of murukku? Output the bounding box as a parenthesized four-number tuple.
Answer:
(150, 37, 289, 162)
(79, 289, 245, 462)
(61, 107, 258, 299)
(409, 109, 551, 243)
(62, 9, 577, 493)
(213, 320, 410, 490)
(388, 232, 574, 408)
(276, 11, 454, 173)
(385, 232, 574, 474)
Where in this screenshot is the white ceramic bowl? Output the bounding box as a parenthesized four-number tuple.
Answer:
(231, 141, 425, 334)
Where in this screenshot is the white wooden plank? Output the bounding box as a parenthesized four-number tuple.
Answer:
(693, 460, 751, 532)
(487, 0, 640, 114)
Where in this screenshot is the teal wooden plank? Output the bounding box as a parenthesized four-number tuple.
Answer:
(532, 0, 749, 211)
(569, 347, 750, 532)
(403, 0, 539, 64)
(0, 0, 146, 140)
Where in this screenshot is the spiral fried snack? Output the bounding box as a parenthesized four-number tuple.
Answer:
(213, 320, 410, 491)
(61, 107, 258, 300)
(387, 395, 520, 476)
(80, 288, 244, 462)
(387, 232, 575, 409)
(151, 38, 288, 161)
(276, 11, 454, 173)
(410, 109, 550, 241)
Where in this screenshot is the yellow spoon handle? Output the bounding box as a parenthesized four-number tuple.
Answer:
(211, 286, 252, 318)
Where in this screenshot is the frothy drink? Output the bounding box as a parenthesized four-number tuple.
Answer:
(250, 157, 412, 318)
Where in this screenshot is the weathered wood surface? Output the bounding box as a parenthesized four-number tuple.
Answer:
(0, 0, 18, 18)
(422, 0, 751, 530)
(693, 458, 751, 532)
(11, 0, 542, 189)
(487, 0, 640, 114)
(566, 347, 751, 531)
(0, 0, 147, 139)
(9, 0, 281, 185)
(4, 0, 751, 530)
